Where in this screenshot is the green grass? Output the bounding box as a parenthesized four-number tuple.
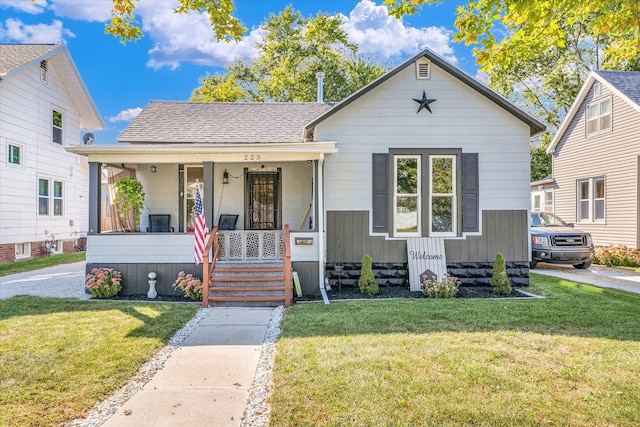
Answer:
(0, 297, 198, 427)
(0, 252, 86, 277)
(271, 274, 640, 426)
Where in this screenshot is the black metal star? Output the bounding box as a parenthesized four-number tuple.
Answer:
(413, 90, 437, 114)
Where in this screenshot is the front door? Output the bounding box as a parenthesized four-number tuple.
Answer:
(245, 169, 281, 230)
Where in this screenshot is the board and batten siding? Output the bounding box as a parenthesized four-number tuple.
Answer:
(327, 210, 528, 264)
(0, 57, 89, 247)
(315, 60, 532, 222)
(553, 82, 640, 248)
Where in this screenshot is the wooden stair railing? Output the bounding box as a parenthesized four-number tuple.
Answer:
(202, 225, 219, 308)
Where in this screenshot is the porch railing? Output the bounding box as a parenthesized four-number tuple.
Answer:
(216, 229, 285, 261)
(202, 225, 220, 308)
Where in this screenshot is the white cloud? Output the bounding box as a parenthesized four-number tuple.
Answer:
(1, 18, 74, 43)
(49, 0, 113, 22)
(341, 0, 457, 64)
(108, 107, 143, 122)
(0, 0, 48, 14)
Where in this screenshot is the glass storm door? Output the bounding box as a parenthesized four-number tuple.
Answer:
(246, 170, 281, 230)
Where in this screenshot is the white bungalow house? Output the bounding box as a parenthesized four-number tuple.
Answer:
(67, 47, 545, 304)
(0, 44, 104, 264)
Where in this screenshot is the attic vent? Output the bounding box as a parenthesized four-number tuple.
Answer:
(416, 58, 431, 79)
(593, 82, 601, 97)
(40, 60, 47, 82)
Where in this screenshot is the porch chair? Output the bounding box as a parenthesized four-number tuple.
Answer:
(218, 214, 239, 230)
(148, 214, 174, 232)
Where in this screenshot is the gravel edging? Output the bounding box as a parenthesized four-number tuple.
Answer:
(65, 306, 283, 427)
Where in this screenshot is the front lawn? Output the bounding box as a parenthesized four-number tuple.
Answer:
(0, 297, 197, 426)
(271, 274, 640, 426)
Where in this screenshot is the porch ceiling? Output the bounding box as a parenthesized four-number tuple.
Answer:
(65, 141, 338, 163)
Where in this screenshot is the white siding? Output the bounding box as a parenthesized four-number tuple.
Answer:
(553, 83, 640, 248)
(315, 63, 531, 220)
(0, 57, 89, 246)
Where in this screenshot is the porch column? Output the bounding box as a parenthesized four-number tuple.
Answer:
(203, 162, 214, 228)
(88, 162, 101, 233)
(318, 153, 325, 289)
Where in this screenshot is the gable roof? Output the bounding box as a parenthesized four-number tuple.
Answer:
(118, 101, 333, 144)
(304, 47, 547, 137)
(0, 43, 104, 130)
(548, 70, 640, 153)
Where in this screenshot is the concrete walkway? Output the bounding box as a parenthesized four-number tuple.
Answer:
(101, 306, 274, 427)
(533, 263, 640, 294)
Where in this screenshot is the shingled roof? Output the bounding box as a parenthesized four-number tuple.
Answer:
(548, 70, 640, 153)
(595, 70, 640, 107)
(0, 44, 60, 78)
(118, 101, 333, 144)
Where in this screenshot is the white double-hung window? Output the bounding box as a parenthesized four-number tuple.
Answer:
(586, 96, 611, 135)
(394, 155, 420, 236)
(577, 177, 605, 222)
(39, 178, 64, 216)
(430, 155, 456, 235)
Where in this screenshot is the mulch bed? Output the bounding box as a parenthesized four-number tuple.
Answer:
(296, 285, 534, 302)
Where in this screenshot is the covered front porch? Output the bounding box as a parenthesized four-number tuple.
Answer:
(69, 142, 336, 299)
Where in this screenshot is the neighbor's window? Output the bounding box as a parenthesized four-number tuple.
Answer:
(577, 177, 605, 222)
(53, 180, 64, 216)
(38, 178, 64, 216)
(544, 190, 554, 212)
(532, 193, 542, 211)
(430, 155, 456, 235)
(586, 96, 611, 135)
(52, 109, 63, 144)
(39, 178, 49, 215)
(8, 143, 22, 165)
(15, 242, 31, 259)
(394, 155, 420, 236)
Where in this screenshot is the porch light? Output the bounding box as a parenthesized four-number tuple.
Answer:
(150, 165, 157, 173)
(223, 170, 229, 184)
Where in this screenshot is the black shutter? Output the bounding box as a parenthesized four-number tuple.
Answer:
(372, 153, 389, 233)
(462, 153, 479, 232)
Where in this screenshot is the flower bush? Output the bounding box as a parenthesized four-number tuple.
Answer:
(85, 268, 123, 298)
(594, 245, 640, 267)
(173, 271, 203, 301)
(421, 274, 460, 298)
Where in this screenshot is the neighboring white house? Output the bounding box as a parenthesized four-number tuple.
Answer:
(0, 44, 104, 264)
(68, 47, 545, 299)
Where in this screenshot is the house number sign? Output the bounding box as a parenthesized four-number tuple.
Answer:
(243, 154, 261, 161)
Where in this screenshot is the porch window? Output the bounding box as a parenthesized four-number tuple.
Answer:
(185, 166, 204, 232)
(577, 177, 605, 222)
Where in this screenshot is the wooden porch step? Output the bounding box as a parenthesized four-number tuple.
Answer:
(211, 276, 285, 282)
(209, 286, 285, 292)
(215, 267, 282, 273)
(208, 295, 285, 302)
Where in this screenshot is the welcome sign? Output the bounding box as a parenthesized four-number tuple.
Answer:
(407, 238, 447, 291)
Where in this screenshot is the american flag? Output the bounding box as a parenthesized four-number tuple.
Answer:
(194, 183, 206, 265)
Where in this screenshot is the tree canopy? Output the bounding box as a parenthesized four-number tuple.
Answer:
(191, 7, 387, 103)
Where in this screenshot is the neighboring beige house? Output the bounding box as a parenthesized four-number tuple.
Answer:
(68, 47, 545, 300)
(0, 44, 104, 264)
(547, 70, 640, 247)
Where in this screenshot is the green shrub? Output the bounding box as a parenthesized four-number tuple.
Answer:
(594, 245, 640, 267)
(358, 254, 379, 296)
(490, 253, 512, 295)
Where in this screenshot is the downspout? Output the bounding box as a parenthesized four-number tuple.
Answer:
(317, 153, 325, 290)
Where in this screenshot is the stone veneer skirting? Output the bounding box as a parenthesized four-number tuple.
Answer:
(326, 262, 530, 288)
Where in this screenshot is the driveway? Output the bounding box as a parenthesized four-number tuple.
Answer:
(0, 261, 89, 300)
(532, 263, 640, 294)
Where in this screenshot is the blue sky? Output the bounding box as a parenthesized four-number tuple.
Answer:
(0, 0, 478, 144)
